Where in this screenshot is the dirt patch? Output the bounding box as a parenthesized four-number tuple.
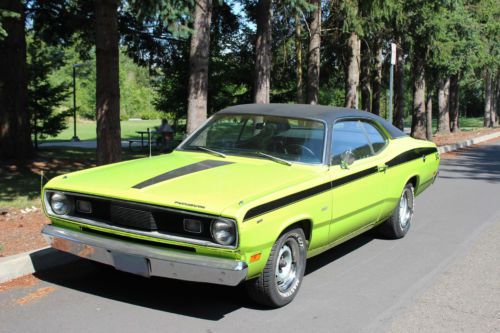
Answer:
(0, 275, 39, 292)
(1, 157, 95, 177)
(15, 286, 56, 305)
(433, 128, 500, 147)
(0, 208, 50, 257)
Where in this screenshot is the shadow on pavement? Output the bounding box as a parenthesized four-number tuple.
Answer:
(305, 233, 375, 275)
(439, 143, 500, 183)
(34, 258, 249, 320)
(33, 231, 378, 319)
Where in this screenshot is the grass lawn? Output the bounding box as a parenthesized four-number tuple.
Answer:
(0, 147, 158, 209)
(403, 117, 484, 131)
(41, 119, 161, 142)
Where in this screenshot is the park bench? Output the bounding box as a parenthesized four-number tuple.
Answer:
(128, 139, 146, 151)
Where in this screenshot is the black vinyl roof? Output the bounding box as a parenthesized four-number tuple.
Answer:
(218, 103, 407, 138)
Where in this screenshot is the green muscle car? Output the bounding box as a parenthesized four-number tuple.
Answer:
(42, 104, 440, 307)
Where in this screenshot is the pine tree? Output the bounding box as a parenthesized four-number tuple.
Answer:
(187, 0, 213, 133)
(95, 0, 122, 164)
(254, 0, 272, 103)
(0, 0, 32, 160)
(27, 37, 70, 149)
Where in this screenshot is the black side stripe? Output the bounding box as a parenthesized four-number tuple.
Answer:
(244, 166, 379, 221)
(244, 182, 332, 221)
(243, 147, 437, 221)
(133, 160, 234, 189)
(331, 166, 378, 188)
(386, 147, 437, 167)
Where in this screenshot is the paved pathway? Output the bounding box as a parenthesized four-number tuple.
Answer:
(39, 140, 130, 149)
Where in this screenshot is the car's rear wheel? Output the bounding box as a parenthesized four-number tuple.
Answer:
(378, 183, 414, 239)
(245, 228, 306, 308)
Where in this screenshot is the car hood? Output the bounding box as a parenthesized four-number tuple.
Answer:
(45, 151, 324, 217)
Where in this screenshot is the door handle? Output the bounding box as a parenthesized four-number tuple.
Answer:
(377, 164, 388, 173)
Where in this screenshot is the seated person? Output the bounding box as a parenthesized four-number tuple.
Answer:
(156, 119, 174, 147)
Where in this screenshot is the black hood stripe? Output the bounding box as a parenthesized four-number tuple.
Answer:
(133, 160, 234, 189)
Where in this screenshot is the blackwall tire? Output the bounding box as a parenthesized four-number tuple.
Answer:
(378, 183, 415, 239)
(245, 228, 307, 308)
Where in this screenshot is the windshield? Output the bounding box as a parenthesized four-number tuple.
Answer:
(181, 114, 326, 164)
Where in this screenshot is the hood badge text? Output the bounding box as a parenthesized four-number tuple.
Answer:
(174, 201, 206, 209)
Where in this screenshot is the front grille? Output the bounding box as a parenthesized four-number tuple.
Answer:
(110, 205, 157, 230)
(68, 195, 215, 242)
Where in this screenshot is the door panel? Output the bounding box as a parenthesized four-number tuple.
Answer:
(327, 120, 389, 243)
(328, 156, 386, 242)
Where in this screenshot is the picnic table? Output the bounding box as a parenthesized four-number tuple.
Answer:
(128, 128, 182, 152)
(128, 129, 155, 150)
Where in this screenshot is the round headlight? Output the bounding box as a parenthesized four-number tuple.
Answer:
(50, 193, 71, 215)
(211, 219, 236, 246)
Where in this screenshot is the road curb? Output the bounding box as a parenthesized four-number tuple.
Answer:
(437, 130, 500, 153)
(0, 247, 78, 283)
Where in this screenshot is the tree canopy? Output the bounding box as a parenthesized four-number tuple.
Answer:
(0, 0, 498, 161)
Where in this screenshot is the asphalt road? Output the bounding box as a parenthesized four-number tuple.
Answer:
(1, 140, 500, 333)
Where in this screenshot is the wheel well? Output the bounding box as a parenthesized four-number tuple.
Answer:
(281, 220, 312, 242)
(407, 175, 419, 192)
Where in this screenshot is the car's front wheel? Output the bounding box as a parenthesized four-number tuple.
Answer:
(378, 182, 415, 239)
(246, 228, 307, 308)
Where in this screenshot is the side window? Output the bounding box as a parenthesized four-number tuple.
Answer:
(331, 120, 373, 165)
(362, 122, 387, 154)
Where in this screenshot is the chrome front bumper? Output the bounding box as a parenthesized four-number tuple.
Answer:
(42, 225, 248, 286)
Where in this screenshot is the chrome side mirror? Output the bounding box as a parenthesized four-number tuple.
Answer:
(339, 150, 355, 169)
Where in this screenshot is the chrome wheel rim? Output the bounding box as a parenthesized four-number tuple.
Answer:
(399, 188, 413, 229)
(275, 240, 298, 294)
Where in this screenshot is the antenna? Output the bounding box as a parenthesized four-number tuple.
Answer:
(148, 128, 152, 158)
(40, 170, 44, 195)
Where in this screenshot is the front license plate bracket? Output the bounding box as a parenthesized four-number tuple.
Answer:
(112, 252, 150, 278)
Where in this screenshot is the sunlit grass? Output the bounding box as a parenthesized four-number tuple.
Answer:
(0, 147, 156, 209)
(403, 116, 484, 130)
(39, 119, 161, 142)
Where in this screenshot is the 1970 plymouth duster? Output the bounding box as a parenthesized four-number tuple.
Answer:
(42, 104, 440, 307)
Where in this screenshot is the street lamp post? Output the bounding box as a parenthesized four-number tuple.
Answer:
(388, 43, 396, 124)
(71, 63, 83, 142)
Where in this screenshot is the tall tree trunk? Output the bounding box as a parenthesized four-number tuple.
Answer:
(411, 53, 426, 139)
(254, 0, 271, 104)
(449, 73, 460, 132)
(95, 0, 121, 165)
(426, 93, 433, 140)
(494, 71, 499, 126)
(360, 40, 371, 112)
(483, 69, 493, 127)
(393, 42, 405, 130)
(306, 0, 320, 105)
(437, 77, 450, 134)
(0, 0, 32, 160)
(295, 14, 303, 104)
(187, 0, 213, 133)
(345, 32, 360, 109)
(371, 40, 382, 116)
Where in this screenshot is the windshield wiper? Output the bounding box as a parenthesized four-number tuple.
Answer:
(257, 152, 292, 166)
(192, 146, 227, 158)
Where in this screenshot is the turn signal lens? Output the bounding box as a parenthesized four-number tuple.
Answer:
(250, 253, 262, 263)
(76, 200, 92, 214)
(183, 218, 202, 233)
